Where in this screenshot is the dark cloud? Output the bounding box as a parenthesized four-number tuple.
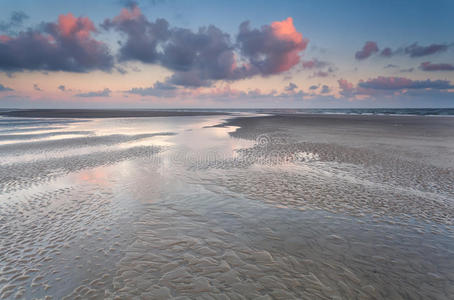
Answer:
(285, 82, 298, 92)
(115, 66, 128, 74)
(356, 42, 451, 60)
(384, 64, 398, 69)
(339, 77, 454, 100)
(103, 4, 241, 87)
(400, 67, 414, 73)
(164, 25, 242, 87)
(0, 83, 13, 92)
(310, 70, 331, 78)
(320, 85, 330, 93)
(380, 47, 393, 57)
(104, 4, 308, 87)
(0, 13, 113, 72)
(404, 43, 449, 57)
(33, 84, 42, 91)
(75, 88, 111, 97)
(0, 11, 29, 34)
(355, 41, 379, 60)
(58, 85, 66, 91)
(125, 81, 178, 97)
(102, 5, 170, 63)
(420, 61, 454, 71)
(358, 76, 454, 90)
(103, 5, 239, 87)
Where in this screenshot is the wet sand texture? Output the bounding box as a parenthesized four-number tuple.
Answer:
(0, 113, 453, 299)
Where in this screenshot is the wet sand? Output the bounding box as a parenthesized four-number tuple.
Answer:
(219, 113, 454, 168)
(214, 114, 454, 223)
(0, 113, 453, 299)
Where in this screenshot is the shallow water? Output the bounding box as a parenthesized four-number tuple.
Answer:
(0, 115, 453, 299)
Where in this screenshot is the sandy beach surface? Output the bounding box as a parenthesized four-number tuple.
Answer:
(0, 112, 453, 299)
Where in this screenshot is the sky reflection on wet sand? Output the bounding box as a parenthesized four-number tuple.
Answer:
(0, 114, 453, 299)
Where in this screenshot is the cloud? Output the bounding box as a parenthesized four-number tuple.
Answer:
(420, 61, 454, 71)
(0, 13, 113, 72)
(380, 47, 393, 57)
(384, 64, 398, 69)
(310, 70, 332, 78)
(338, 79, 356, 97)
(102, 5, 170, 63)
(58, 84, 73, 92)
(404, 43, 449, 57)
(103, 4, 234, 87)
(400, 68, 414, 73)
(75, 88, 111, 97)
(301, 58, 336, 78)
(198, 84, 308, 102)
(301, 58, 328, 69)
(125, 81, 178, 97)
(33, 84, 42, 91)
(0, 11, 29, 34)
(358, 76, 454, 90)
(338, 76, 454, 101)
(237, 17, 309, 75)
(104, 4, 308, 87)
(163, 25, 241, 86)
(320, 85, 330, 93)
(0, 83, 13, 92)
(285, 82, 298, 92)
(356, 42, 451, 60)
(355, 41, 379, 60)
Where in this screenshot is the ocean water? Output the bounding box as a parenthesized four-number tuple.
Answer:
(0, 114, 453, 299)
(2, 107, 454, 117)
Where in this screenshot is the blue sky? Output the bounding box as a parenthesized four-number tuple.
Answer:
(0, 0, 453, 108)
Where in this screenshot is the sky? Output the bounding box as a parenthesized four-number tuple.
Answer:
(0, 0, 453, 108)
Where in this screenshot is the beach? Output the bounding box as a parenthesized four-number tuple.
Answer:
(0, 111, 453, 299)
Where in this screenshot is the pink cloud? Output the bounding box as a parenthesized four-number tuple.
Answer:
(104, 5, 309, 86)
(269, 17, 308, 72)
(0, 35, 12, 42)
(420, 62, 454, 71)
(338, 76, 454, 99)
(57, 13, 96, 39)
(237, 17, 308, 75)
(0, 13, 112, 72)
(355, 41, 379, 60)
(114, 5, 142, 23)
(338, 79, 354, 90)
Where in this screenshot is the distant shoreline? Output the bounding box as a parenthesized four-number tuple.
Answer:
(1, 108, 453, 118)
(0, 109, 229, 118)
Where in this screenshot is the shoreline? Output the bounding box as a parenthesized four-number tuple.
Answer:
(1, 108, 454, 118)
(0, 109, 229, 118)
